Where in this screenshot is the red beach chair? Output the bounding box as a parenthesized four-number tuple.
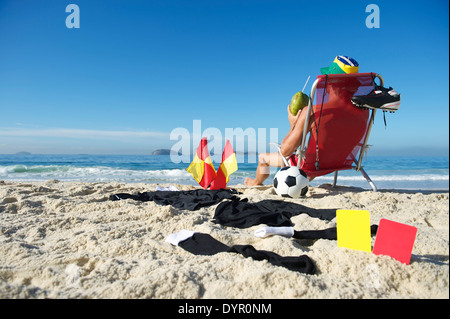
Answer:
(295, 73, 385, 191)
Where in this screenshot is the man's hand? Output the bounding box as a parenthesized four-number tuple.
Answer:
(287, 104, 300, 129)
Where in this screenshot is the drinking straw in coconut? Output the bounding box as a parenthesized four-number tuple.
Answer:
(302, 75, 310, 93)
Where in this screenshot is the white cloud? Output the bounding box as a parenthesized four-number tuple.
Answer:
(0, 127, 173, 154)
(0, 128, 169, 140)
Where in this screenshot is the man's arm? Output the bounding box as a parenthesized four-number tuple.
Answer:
(280, 106, 310, 157)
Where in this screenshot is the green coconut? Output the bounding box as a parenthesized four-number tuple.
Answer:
(289, 92, 309, 116)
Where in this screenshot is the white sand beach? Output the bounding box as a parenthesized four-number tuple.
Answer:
(0, 180, 448, 299)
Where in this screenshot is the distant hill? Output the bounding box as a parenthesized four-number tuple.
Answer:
(151, 149, 173, 155)
(15, 151, 32, 155)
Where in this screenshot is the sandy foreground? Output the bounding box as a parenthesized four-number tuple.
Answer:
(0, 180, 448, 299)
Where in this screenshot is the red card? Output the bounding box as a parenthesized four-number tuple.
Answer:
(372, 219, 418, 265)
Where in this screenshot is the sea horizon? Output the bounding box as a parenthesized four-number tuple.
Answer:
(1, 153, 448, 191)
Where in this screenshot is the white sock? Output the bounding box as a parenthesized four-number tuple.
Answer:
(254, 226, 294, 238)
(165, 230, 197, 246)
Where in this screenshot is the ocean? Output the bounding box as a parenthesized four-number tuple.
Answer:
(0, 154, 448, 191)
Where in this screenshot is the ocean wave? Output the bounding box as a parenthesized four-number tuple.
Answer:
(0, 165, 191, 182)
(0, 165, 70, 174)
(1, 164, 448, 190)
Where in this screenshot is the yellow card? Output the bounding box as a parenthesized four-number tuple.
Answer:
(336, 210, 372, 253)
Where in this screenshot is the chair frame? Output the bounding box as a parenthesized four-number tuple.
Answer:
(296, 72, 384, 191)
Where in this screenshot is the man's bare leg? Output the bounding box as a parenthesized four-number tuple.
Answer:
(244, 152, 283, 186)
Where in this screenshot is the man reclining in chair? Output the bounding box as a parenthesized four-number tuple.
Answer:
(244, 104, 314, 186)
(244, 55, 360, 186)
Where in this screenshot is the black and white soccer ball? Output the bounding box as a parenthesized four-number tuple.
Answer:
(273, 166, 309, 198)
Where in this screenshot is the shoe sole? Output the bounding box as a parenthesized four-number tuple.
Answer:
(352, 100, 400, 112)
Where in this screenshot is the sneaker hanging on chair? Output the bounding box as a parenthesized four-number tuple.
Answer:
(351, 86, 401, 112)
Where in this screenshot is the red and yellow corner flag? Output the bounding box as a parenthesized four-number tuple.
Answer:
(210, 139, 238, 190)
(186, 137, 216, 189)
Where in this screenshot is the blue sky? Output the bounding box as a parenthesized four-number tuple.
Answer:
(0, 0, 448, 156)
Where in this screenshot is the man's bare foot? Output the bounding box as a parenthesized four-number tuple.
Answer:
(244, 177, 263, 186)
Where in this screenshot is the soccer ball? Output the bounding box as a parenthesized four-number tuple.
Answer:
(273, 166, 309, 198)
